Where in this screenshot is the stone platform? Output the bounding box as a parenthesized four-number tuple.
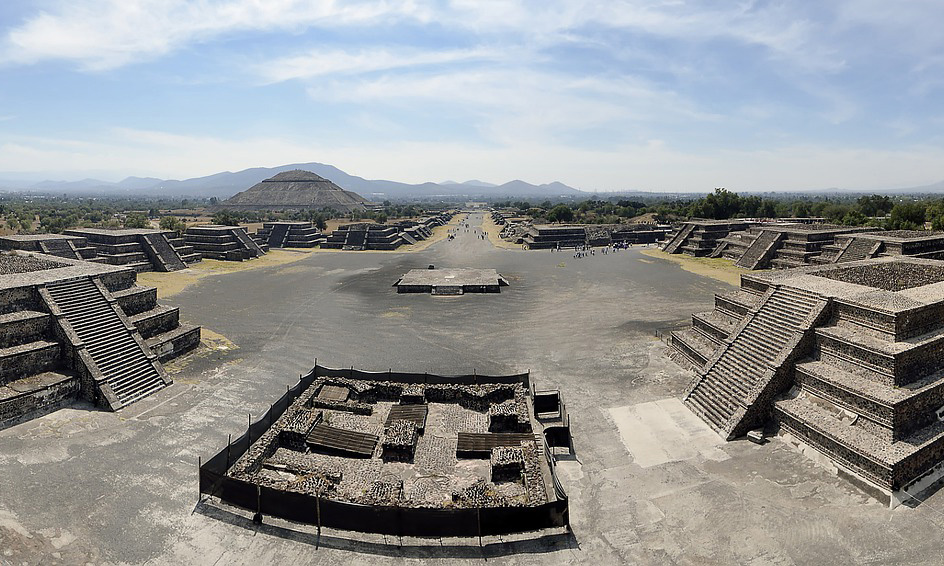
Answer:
(669, 256, 944, 505)
(184, 225, 267, 260)
(0, 251, 201, 428)
(64, 228, 198, 271)
(813, 230, 944, 265)
(713, 223, 872, 269)
(662, 220, 754, 256)
(394, 268, 509, 294)
(253, 222, 325, 249)
(0, 234, 101, 262)
(321, 223, 406, 250)
(204, 364, 571, 536)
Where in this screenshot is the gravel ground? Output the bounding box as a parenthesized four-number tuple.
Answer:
(5, 213, 944, 565)
(0, 252, 67, 274)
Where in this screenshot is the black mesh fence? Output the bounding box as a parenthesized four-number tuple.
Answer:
(199, 364, 568, 536)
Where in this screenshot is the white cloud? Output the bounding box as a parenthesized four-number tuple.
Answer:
(256, 46, 501, 83)
(2, 0, 428, 70)
(0, 1, 890, 73)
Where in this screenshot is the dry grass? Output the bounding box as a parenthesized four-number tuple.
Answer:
(482, 214, 524, 250)
(640, 249, 747, 287)
(136, 249, 316, 298)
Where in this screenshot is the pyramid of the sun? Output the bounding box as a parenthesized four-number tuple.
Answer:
(222, 170, 370, 212)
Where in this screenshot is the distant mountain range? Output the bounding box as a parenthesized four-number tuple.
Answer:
(0, 162, 585, 200)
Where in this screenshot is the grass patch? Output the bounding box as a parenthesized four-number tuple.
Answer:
(640, 249, 747, 287)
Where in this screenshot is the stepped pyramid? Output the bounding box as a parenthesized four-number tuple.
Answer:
(670, 257, 944, 506)
(222, 170, 370, 212)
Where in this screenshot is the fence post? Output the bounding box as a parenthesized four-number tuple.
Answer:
(225, 434, 232, 469)
(197, 456, 201, 505)
(477, 507, 482, 547)
(315, 494, 322, 550)
(253, 485, 263, 524)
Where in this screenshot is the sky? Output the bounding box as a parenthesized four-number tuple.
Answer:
(1, 1, 943, 192)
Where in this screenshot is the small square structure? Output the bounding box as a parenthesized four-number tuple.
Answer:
(394, 268, 509, 294)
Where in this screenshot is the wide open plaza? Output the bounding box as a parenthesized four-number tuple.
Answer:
(4, 212, 944, 565)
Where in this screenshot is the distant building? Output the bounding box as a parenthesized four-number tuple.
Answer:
(221, 170, 371, 213)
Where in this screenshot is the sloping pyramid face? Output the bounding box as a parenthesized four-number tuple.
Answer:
(223, 170, 370, 212)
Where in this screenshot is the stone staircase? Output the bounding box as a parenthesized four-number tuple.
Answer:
(836, 237, 882, 263)
(343, 230, 368, 250)
(267, 223, 290, 248)
(685, 286, 827, 438)
(45, 277, 167, 408)
(166, 236, 202, 264)
(736, 230, 783, 270)
(38, 239, 82, 260)
(231, 227, 266, 257)
(663, 223, 694, 254)
(141, 233, 187, 271)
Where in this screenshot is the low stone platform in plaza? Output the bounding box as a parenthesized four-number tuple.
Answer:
(662, 220, 754, 256)
(0, 233, 102, 262)
(199, 364, 571, 537)
(64, 227, 199, 271)
(321, 223, 406, 250)
(394, 267, 510, 294)
(184, 224, 267, 260)
(253, 221, 325, 249)
(813, 230, 944, 265)
(713, 223, 872, 269)
(669, 256, 944, 506)
(0, 251, 201, 428)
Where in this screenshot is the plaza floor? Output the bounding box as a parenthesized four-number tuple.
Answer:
(3, 213, 944, 565)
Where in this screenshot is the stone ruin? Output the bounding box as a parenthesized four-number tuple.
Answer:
(498, 220, 668, 249)
(711, 223, 874, 269)
(220, 169, 372, 213)
(184, 225, 267, 261)
(662, 220, 754, 256)
(321, 214, 451, 251)
(669, 256, 944, 506)
(393, 267, 510, 295)
(813, 230, 944, 265)
(0, 228, 200, 272)
(252, 222, 325, 249)
(0, 251, 201, 429)
(209, 365, 572, 535)
(0, 234, 100, 263)
(700, 224, 944, 271)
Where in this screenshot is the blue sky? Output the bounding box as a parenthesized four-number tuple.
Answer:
(1, 1, 943, 192)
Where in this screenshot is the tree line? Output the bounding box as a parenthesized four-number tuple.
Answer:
(496, 189, 943, 230)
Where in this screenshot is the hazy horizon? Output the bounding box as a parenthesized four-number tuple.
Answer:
(2, 2, 943, 192)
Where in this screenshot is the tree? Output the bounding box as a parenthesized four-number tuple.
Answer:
(857, 194, 893, 217)
(886, 202, 926, 230)
(159, 215, 184, 233)
(212, 210, 239, 226)
(928, 200, 944, 231)
(792, 201, 811, 218)
(691, 188, 741, 219)
(124, 213, 150, 229)
(546, 204, 574, 223)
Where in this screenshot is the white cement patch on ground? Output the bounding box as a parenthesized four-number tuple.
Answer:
(608, 398, 729, 468)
